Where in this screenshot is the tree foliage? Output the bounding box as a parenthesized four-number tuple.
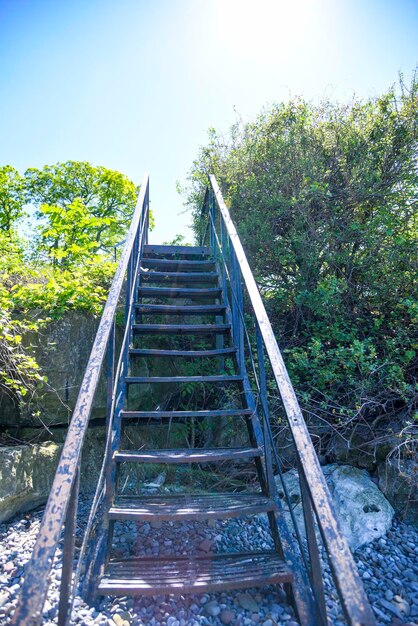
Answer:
(0, 161, 148, 408)
(186, 73, 418, 447)
(25, 161, 141, 265)
(0, 166, 26, 233)
(0, 232, 46, 403)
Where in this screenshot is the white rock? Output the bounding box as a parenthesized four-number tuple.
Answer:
(275, 464, 394, 550)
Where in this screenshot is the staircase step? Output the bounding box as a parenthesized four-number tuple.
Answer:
(140, 271, 218, 283)
(138, 286, 221, 298)
(114, 447, 262, 464)
(143, 245, 211, 258)
(142, 258, 215, 271)
(98, 552, 293, 595)
(125, 375, 243, 384)
(135, 304, 226, 316)
(109, 493, 277, 521)
(129, 347, 236, 357)
(119, 409, 253, 419)
(132, 323, 230, 335)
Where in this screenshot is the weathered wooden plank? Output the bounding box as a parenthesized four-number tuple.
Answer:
(125, 375, 243, 384)
(143, 244, 211, 257)
(119, 408, 252, 419)
(142, 258, 215, 270)
(132, 323, 230, 334)
(98, 553, 293, 595)
(109, 493, 277, 521)
(135, 303, 226, 315)
(140, 271, 218, 282)
(114, 446, 262, 463)
(129, 347, 236, 357)
(138, 286, 221, 297)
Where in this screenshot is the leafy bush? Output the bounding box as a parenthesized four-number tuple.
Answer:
(186, 72, 418, 447)
(0, 232, 46, 403)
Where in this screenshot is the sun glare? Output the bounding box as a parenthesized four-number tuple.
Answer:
(215, 0, 315, 64)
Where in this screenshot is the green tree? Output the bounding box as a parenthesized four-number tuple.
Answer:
(186, 72, 418, 445)
(0, 166, 26, 233)
(25, 161, 142, 264)
(36, 199, 115, 266)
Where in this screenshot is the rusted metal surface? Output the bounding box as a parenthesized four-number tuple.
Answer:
(142, 244, 210, 256)
(129, 347, 236, 357)
(98, 552, 293, 595)
(206, 208, 316, 625)
(137, 285, 222, 297)
(209, 174, 377, 626)
(135, 303, 226, 314)
(58, 470, 80, 626)
(298, 461, 328, 626)
(11, 174, 150, 626)
(114, 446, 262, 463)
(109, 493, 278, 521)
(105, 322, 115, 432)
(140, 270, 218, 282)
(125, 374, 243, 384)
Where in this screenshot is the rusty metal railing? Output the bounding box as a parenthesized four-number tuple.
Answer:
(201, 176, 377, 626)
(11, 174, 150, 626)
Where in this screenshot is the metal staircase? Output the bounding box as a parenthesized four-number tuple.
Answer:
(95, 242, 298, 604)
(11, 175, 377, 626)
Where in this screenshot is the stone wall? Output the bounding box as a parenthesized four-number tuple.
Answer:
(0, 443, 61, 523)
(0, 419, 195, 523)
(0, 312, 105, 428)
(0, 310, 182, 430)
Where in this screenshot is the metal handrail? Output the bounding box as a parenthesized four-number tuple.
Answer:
(11, 173, 150, 626)
(203, 175, 376, 626)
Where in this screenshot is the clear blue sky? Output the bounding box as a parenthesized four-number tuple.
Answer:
(0, 0, 417, 243)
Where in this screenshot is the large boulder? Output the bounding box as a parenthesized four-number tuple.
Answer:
(0, 443, 61, 523)
(275, 464, 395, 551)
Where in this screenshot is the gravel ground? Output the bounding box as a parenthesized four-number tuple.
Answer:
(0, 496, 417, 626)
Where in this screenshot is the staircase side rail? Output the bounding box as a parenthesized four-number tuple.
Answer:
(74, 196, 149, 609)
(206, 175, 376, 626)
(11, 174, 150, 626)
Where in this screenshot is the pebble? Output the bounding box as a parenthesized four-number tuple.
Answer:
(393, 595, 410, 616)
(220, 609, 235, 624)
(3, 562, 14, 573)
(204, 601, 220, 617)
(0, 495, 417, 626)
(0, 593, 9, 607)
(198, 538, 212, 553)
(237, 593, 259, 612)
(379, 599, 404, 619)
